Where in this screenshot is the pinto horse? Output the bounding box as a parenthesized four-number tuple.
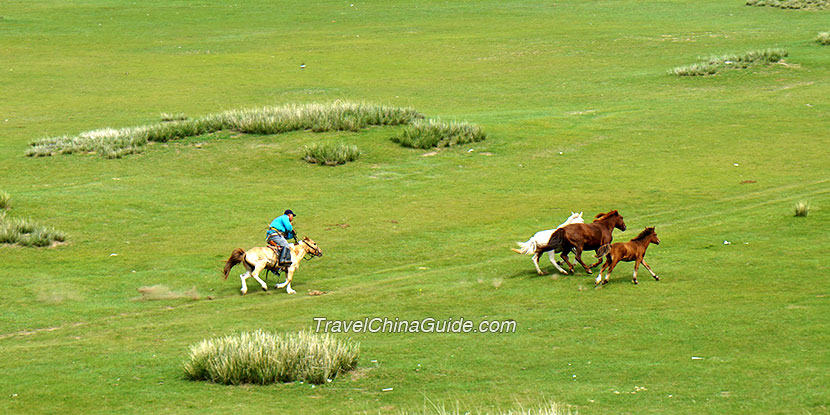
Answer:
(512, 212, 584, 275)
(594, 227, 660, 285)
(223, 237, 323, 295)
(545, 210, 626, 275)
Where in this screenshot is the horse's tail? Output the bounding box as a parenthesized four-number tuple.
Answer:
(595, 244, 611, 259)
(513, 239, 537, 255)
(223, 248, 246, 280)
(547, 228, 565, 253)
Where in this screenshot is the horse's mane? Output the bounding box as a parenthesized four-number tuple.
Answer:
(593, 210, 619, 222)
(632, 227, 655, 241)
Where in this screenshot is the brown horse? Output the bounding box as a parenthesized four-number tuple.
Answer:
(594, 227, 660, 285)
(223, 237, 323, 295)
(545, 210, 626, 275)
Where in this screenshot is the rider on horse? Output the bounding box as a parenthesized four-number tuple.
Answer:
(266, 209, 297, 266)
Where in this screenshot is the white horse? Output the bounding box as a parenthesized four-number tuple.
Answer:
(512, 212, 584, 275)
(223, 237, 323, 295)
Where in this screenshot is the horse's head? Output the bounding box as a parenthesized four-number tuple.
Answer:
(569, 211, 585, 224)
(596, 210, 626, 231)
(301, 237, 323, 257)
(649, 228, 660, 245)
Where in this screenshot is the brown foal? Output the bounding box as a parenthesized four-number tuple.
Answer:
(595, 227, 660, 285)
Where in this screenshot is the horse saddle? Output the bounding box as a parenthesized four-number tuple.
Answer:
(267, 245, 292, 268)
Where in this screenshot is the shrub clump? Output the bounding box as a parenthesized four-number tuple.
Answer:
(392, 119, 487, 149)
(183, 330, 359, 385)
(746, 0, 829, 9)
(670, 48, 788, 76)
(303, 142, 361, 166)
(817, 32, 830, 45)
(27, 101, 423, 159)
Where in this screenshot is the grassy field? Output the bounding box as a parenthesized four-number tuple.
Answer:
(1, 1, 829, 414)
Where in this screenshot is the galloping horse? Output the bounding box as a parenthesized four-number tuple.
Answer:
(223, 237, 323, 295)
(546, 210, 626, 275)
(512, 212, 584, 275)
(595, 227, 660, 285)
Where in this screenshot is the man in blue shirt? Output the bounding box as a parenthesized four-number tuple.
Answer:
(266, 209, 297, 265)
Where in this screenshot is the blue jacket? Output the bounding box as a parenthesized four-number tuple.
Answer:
(267, 214, 295, 239)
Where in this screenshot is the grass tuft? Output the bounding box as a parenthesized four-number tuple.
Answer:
(746, 0, 829, 9)
(303, 142, 361, 166)
(401, 399, 575, 415)
(817, 32, 830, 45)
(392, 119, 487, 149)
(0, 191, 67, 247)
(160, 112, 188, 122)
(670, 48, 788, 76)
(0, 191, 10, 210)
(27, 101, 423, 158)
(794, 201, 810, 217)
(183, 330, 359, 385)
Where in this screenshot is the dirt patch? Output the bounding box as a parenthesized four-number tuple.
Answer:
(308, 290, 328, 296)
(134, 285, 201, 301)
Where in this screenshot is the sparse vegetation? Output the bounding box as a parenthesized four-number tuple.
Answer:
(392, 119, 487, 149)
(183, 330, 359, 385)
(795, 201, 810, 217)
(746, 0, 829, 9)
(303, 142, 361, 166)
(27, 101, 423, 158)
(817, 32, 830, 45)
(670, 48, 788, 76)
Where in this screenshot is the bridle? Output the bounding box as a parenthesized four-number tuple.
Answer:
(300, 239, 323, 260)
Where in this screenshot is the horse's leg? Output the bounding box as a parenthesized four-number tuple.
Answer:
(251, 263, 268, 291)
(596, 255, 611, 285)
(603, 257, 621, 285)
(559, 251, 573, 274)
(572, 246, 592, 274)
(642, 259, 659, 281)
(548, 251, 569, 275)
(281, 266, 297, 294)
(239, 263, 252, 295)
(632, 259, 641, 285)
(588, 253, 603, 270)
(532, 252, 546, 275)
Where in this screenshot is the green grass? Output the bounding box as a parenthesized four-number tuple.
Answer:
(183, 330, 359, 385)
(1, 1, 829, 414)
(303, 141, 362, 166)
(670, 48, 789, 76)
(0, 192, 67, 247)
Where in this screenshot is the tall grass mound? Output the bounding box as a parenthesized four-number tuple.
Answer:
(303, 142, 361, 166)
(0, 213, 67, 247)
(746, 0, 829, 9)
(183, 330, 359, 385)
(26, 101, 423, 159)
(392, 119, 487, 149)
(817, 32, 830, 45)
(670, 48, 788, 76)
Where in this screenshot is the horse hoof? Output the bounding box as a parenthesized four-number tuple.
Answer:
(633, 280, 638, 285)
(654, 276, 660, 281)
(602, 280, 608, 285)
(287, 289, 296, 295)
(586, 270, 592, 275)
(262, 286, 268, 292)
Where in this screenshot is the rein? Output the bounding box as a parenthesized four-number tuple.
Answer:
(300, 239, 323, 261)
